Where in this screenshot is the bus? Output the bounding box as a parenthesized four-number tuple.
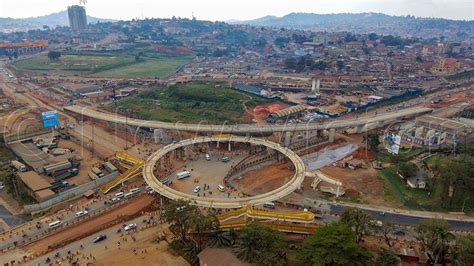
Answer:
(48, 220, 62, 228)
(176, 171, 191, 180)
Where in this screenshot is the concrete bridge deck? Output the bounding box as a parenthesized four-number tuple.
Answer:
(143, 136, 306, 208)
(64, 105, 432, 133)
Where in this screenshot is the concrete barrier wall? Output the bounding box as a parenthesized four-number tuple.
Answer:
(24, 171, 119, 214)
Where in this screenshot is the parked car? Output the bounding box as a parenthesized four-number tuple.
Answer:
(193, 186, 201, 193)
(93, 234, 107, 243)
(124, 223, 137, 231)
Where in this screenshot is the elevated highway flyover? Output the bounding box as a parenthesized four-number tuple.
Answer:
(64, 105, 432, 134)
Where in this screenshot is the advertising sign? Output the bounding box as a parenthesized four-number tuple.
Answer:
(41, 110, 59, 128)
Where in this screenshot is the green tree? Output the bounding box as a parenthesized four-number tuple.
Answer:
(162, 200, 199, 242)
(416, 219, 455, 265)
(298, 222, 372, 266)
(364, 133, 381, 153)
(341, 208, 373, 243)
(375, 222, 395, 248)
(191, 211, 219, 251)
(47, 50, 61, 60)
(376, 250, 400, 266)
(429, 155, 474, 209)
(207, 229, 232, 247)
(455, 235, 474, 265)
(368, 33, 378, 41)
(234, 224, 286, 265)
(397, 162, 418, 178)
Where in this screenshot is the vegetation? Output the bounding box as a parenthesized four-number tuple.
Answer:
(364, 133, 381, 154)
(375, 250, 400, 266)
(340, 208, 374, 243)
(47, 50, 61, 60)
(284, 55, 328, 72)
(234, 224, 286, 265)
(298, 222, 372, 265)
(416, 219, 455, 265)
(13, 48, 192, 78)
(427, 155, 474, 211)
(397, 162, 418, 178)
(111, 81, 272, 124)
(456, 235, 474, 264)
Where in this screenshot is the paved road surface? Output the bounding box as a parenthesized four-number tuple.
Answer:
(330, 204, 474, 231)
(64, 105, 432, 133)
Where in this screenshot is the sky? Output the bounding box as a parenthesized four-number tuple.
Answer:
(0, 0, 473, 21)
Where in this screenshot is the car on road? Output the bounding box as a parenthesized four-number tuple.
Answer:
(220, 156, 230, 163)
(217, 185, 225, 192)
(193, 186, 201, 193)
(75, 210, 89, 218)
(124, 223, 137, 231)
(93, 234, 107, 243)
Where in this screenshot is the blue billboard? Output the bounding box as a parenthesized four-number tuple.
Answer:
(41, 110, 59, 128)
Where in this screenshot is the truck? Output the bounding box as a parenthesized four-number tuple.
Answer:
(88, 172, 98, 180)
(35, 138, 57, 149)
(91, 167, 104, 177)
(52, 148, 69, 156)
(50, 181, 69, 192)
(52, 168, 79, 180)
(11, 160, 27, 172)
(44, 161, 72, 175)
(103, 162, 118, 173)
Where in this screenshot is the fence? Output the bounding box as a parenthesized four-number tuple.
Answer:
(23, 171, 119, 214)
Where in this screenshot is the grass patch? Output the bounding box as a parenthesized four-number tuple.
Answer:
(92, 55, 191, 78)
(13, 54, 135, 73)
(110, 81, 273, 124)
(12, 51, 192, 78)
(380, 168, 434, 210)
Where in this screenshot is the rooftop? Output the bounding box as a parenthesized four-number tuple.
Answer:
(18, 171, 50, 192)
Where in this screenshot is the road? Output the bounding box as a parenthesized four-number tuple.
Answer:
(64, 104, 433, 133)
(143, 136, 306, 208)
(330, 204, 474, 231)
(0, 185, 148, 251)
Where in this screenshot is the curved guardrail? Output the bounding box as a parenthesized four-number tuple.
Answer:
(143, 136, 306, 208)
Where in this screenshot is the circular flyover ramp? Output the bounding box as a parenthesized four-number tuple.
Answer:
(143, 136, 306, 208)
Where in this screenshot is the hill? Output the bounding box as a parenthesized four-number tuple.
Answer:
(231, 12, 473, 39)
(0, 10, 115, 33)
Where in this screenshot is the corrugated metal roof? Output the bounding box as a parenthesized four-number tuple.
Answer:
(271, 105, 306, 118)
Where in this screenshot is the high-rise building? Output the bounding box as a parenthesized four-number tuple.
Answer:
(67, 5, 87, 32)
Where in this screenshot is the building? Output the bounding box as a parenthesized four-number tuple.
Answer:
(17, 171, 55, 202)
(267, 105, 306, 122)
(401, 115, 472, 147)
(0, 41, 48, 57)
(68, 5, 87, 32)
(431, 58, 460, 73)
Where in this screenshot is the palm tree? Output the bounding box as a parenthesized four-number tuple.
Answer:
(234, 226, 259, 262)
(207, 229, 232, 247)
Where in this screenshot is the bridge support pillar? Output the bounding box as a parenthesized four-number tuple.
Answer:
(228, 141, 231, 152)
(329, 128, 336, 142)
(284, 131, 292, 147)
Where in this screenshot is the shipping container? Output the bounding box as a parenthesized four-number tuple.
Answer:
(103, 162, 118, 173)
(44, 161, 72, 175)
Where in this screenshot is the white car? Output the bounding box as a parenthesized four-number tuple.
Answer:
(193, 186, 201, 193)
(75, 210, 89, 217)
(124, 223, 137, 231)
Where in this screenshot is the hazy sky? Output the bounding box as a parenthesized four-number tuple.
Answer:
(1, 0, 473, 21)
